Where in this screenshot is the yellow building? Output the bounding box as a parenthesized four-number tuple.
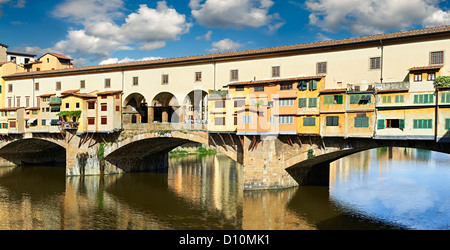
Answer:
(297, 76, 324, 136)
(345, 84, 376, 138)
(376, 66, 441, 140)
(207, 90, 234, 133)
(59, 90, 96, 133)
(0, 107, 25, 134)
(24, 53, 73, 72)
(319, 89, 347, 137)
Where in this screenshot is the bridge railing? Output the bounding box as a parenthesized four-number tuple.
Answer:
(123, 122, 207, 132)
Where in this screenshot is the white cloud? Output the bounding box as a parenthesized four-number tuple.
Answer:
(206, 39, 244, 53)
(196, 30, 213, 41)
(99, 56, 163, 65)
(190, 0, 284, 31)
(305, 0, 450, 35)
(28, 0, 191, 65)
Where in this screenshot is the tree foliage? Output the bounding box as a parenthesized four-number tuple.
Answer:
(434, 76, 450, 87)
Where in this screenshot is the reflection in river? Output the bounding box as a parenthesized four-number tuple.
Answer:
(0, 148, 448, 230)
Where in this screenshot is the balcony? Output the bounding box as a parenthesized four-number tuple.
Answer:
(375, 82, 409, 92)
(347, 84, 376, 92)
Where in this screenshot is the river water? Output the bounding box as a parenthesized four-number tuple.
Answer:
(0, 147, 448, 230)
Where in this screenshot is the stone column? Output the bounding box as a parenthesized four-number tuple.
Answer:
(148, 106, 154, 124)
(162, 107, 169, 123)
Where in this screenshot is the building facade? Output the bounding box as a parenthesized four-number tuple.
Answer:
(0, 25, 449, 139)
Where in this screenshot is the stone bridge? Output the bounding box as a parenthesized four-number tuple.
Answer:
(0, 126, 449, 190)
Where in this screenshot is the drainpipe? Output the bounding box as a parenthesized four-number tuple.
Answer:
(380, 39, 384, 84)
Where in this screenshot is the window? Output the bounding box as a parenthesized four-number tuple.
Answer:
(379, 119, 405, 129)
(326, 116, 339, 126)
(162, 74, 169, 85)
(395, 95, 405, 103)
(242, 115, 252, 124)
(10, 121, 16, 128)
(414, 94, 434, 104)
(215, 101, 225, 108)
(280, 83, 292, 90)
(195, 72, 202, 82)
(32, 110, 38, 115)
(215, 117, 225, 126)
(234, 100, 245, 107)
(382, 95, 392, 104)
(35, 82, 39, 91)
(279, 116, 294, 125)
(105, 78, 111, 88)
(101, 104, 107, 111)
(116, 106, 120, 112)
(235, 86, 244, 91)
(428, 73, 436, 81)
(7, 98, 11, 108)
(80, 80, 85, 89)
(413, 119, 433, 129)
(56, 82, 61, 91)
(298, 81, 308, 91)
(8, 84, 12, 93)
(76, 103, 80, 108)
(298, 98, 307, 108)
(308, 98, 318, 108)
(66, 103, 69, 108)
(355, 116, 369, 128)
(350, 94, 371, 104)
(309, 80, 318, 91)
(88, 118, 95, 125)
(430, 51, 444, 65)
(16, 97, 20, 107)
(88, 102, 95, 109)
(101, 117, 107, 125)
(324, 95, 343, 105)
(414, 73, 422, 82)
(254, 86, 264, 92)
(370, 57, 381, 69)
(50, 106, 60, 113)
(317, 62, 327, 74)
(272, 66, 280, 77)
(230, 70, 239, 81)
(442, 92, 450, 103)
(279, 99, 294, 107)
(303, 117, 316, 127)
(445, 119, 450, 130)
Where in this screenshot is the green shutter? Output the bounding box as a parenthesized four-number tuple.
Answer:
(362, 117, 369, 127)
(427, 119, 433, 129)
(309, 98, 317, 108)
(446, 119, 450, 130)
(355, 117, 361, 128)
(378, 119, 385, 129)
(299, 98, 307, 108)
(399, 119, 405, 129)
(337, 95, 343, 104)
(414, 95, 419, 104)
(413, 119, 418, 129)
(324, 96, 332, 105)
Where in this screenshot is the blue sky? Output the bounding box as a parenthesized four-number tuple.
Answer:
(1, 0, 449, 66)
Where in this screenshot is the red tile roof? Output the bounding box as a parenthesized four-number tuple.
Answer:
(408, 65, 443, 71)
(96, 90, 123, 96)
(4, 25, 450, 79)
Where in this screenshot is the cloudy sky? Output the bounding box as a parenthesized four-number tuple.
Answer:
(1, 0, 449, 66)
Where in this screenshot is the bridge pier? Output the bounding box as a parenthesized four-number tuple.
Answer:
(242, 135, 299, 190)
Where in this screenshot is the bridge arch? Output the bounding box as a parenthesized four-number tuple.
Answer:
(284, 138, 450, 187)
(123, 92, 149, 123)
(102, 131, 238, 173)
(0, 138, 66, 166)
